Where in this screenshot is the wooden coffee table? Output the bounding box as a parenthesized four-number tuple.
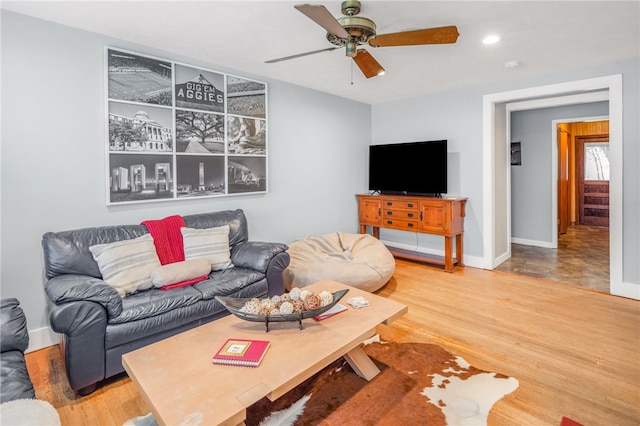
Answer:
(122, 280, 407, 426)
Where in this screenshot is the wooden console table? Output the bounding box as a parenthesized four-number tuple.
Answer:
(356, 194, 467, 272)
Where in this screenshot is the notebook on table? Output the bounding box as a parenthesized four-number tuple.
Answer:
(212, 338, 270, 367)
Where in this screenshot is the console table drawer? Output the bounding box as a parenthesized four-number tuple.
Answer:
(383, 218, 419, 230)
(383, 210, 418, 220)
(382, 200, 419, 210)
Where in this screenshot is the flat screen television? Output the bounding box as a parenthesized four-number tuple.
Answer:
(368, 140, 447, 197)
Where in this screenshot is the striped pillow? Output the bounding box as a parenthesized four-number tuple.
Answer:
(181, 225, 233, 271)
(89, 234, 161, 297)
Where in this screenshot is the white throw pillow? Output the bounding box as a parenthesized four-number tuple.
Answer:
(151, 258, 212, 288)
(89, 234, 161, 297)
(181, 225, 233, 271)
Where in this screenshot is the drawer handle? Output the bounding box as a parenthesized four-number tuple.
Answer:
(387, 211, 393, 215)
(408, 223, 414, 227)
(386, 202, 393, 206)
(407, 213, 414, 218)
(408, 203, 414, 208)
(387, 220, 393, 225)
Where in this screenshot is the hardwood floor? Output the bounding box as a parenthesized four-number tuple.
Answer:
(496, 225, 610, 292)
(25, 260, 639, 425)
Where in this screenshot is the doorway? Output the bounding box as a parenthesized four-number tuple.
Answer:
(482, 74, 627, 298)
(496, 118, 611, 292)
(576, 135, 610, 227)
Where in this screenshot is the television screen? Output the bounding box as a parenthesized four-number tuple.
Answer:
(368, 140, 447, 196)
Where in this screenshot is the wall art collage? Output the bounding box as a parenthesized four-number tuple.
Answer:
(105, 48, 267, 204)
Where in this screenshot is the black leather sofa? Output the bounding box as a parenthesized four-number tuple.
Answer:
(41, 209, 290, 395)
(0, 298, 36, 403)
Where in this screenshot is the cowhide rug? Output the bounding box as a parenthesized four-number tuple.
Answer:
(247, 336, 518, 426)
(126, 337, 518, 426)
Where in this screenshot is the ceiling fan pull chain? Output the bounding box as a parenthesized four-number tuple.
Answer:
(350, 60, 354, 85)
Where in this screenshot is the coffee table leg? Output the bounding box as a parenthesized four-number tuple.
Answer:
(343, 346, 380, 381)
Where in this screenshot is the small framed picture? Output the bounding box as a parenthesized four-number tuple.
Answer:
(511, 142, 522, 166)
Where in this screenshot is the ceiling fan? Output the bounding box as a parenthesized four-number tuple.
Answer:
(265, 0, 460, 78)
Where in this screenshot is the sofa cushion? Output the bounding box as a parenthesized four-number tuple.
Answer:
(109, 286, 203, 325)
(194, 267, 265, 300)
(183, 209, 248, 247)
(89, 234, 161, 297)
(151, 259, 211, 288)
(42, 224, 149, 279)
(181, 226, 233, 271)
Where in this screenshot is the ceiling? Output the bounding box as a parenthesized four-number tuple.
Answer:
(2, 1, 639, 105)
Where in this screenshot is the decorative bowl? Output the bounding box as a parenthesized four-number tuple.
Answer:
(215, 289, 349, 332)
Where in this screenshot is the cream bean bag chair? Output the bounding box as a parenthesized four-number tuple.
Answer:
(284, 232, 395, 292)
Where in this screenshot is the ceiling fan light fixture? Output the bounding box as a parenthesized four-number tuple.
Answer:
(346, 40, 357, 57)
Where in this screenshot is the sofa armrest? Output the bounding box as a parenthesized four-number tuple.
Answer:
(230, 241, 288, 273)
(0, 298, 29, 353)
(49, 301, 107, 392)
(265, 251, 290, 297)
(45, 274, 122, 318)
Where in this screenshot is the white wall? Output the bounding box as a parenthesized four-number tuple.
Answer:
(510, 101, 609, 244)
(0, 11, 371, 345)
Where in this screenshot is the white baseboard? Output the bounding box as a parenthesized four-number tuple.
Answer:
(382, 240, 484, 269)
(26, 326, 59, 353)
(611, 281, 640, 300)
(493, 251, 510, 269)
(511, 237, 553, 248)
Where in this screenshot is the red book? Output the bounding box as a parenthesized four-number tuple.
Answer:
(212, 339, 270, 367)
(314, 303, 348, 321)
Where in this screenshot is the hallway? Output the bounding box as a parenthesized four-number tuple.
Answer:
(495, 225, 609, 292)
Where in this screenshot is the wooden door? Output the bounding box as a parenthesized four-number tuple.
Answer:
(558, 127, 570, 234)
(577, 135, 609, 227)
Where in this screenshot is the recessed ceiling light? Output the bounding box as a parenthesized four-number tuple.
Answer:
(483, 35, 500, 45)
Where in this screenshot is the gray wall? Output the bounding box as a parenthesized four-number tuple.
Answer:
(371, 89, 485, 257)
(510, 102, 609, 244)
(0, 11, 371, 337)
(372, 57, 639, 287)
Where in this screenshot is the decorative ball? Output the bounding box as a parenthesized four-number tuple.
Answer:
(289, 287, 301, 300)
(279, 301, 294, 315)
(300, 289, 310, 301)
(319, 291, 334, 307)
(260, 299, 275, 311)
(291, 300, 305, 313)
(271, 295, 281, 304)
(240, 299, 260, 314)
(258, 305, 272, 315)
(269, 308, 281, 316)
(280, 293, 291, 302)
(303, 293, 321, 310)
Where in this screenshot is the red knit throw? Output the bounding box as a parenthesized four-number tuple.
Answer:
(141, 215, 186, 265)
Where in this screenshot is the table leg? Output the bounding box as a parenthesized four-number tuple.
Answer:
(343, 346, 380, 381)
(444, 236, 453, 272)
(372, 227, 380, 239)
(456, 233, 464, 267)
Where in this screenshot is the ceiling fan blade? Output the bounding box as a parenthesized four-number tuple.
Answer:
(294, 4, 350, 38)
(369, 25, 459, 47)
(352, 49, 385, 79)
(265, 47, 340, 64)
